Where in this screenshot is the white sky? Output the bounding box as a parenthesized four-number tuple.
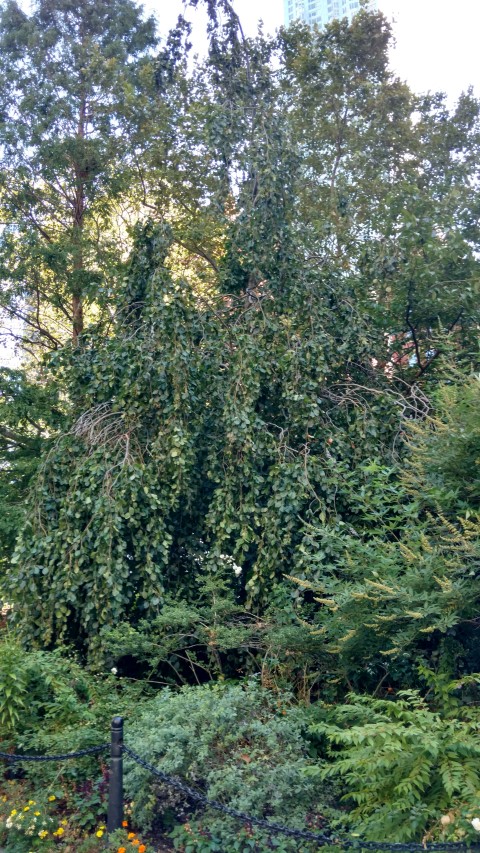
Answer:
(148, 0, 480, 102)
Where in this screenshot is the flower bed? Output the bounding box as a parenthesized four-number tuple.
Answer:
(0, 780, 155, 852)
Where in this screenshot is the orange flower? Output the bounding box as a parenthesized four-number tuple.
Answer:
(128, 833, 135, 839)
(138, 846, 146, 853)
(118, 848, 127, 853)
(122, 820, 129, 827)
(132, 841, 140, 847)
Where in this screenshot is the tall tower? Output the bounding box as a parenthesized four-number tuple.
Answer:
(284, 0, 378, 28)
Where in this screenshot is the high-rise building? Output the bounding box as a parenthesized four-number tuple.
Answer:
(284, 0, 378, 28)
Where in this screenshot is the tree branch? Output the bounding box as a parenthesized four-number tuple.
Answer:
(405, 290, 422, 373)
(0, 424, 36, 449)
(173, 236, 219, 272)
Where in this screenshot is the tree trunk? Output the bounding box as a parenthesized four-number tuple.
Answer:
(72, 88, 87, 343)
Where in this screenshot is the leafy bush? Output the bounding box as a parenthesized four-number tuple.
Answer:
(0, 634, 145, 797)
(289, 375, 480, 686)
(309, 674, 480, 843)
(292, 506, 480, 685)
(124, 681, 336, 852)
(405, 372, 480, 513)
(0, 637, 29, 733)
(102, 576, 328, 701)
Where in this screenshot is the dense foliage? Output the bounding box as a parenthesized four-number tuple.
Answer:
(1, 0, 479, 849)
(0, 0, 158, 345)
(310, 671, 480, 843)
(125, 682, 334, 852)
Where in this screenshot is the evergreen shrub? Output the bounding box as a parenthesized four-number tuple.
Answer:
(124, 681, 337, 852)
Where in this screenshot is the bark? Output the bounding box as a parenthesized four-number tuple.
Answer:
(0, 425, 36, 449)
(72, 85, 87, 343)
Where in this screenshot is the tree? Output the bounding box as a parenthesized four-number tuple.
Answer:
(0, 366, 65, 579)
(0, 0, 158, 351)
(281, 14, 480, 380)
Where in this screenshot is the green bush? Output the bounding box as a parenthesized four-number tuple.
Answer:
(309, 675, 480, 843)
(405, 372, 480, 513)
(0, 634, 145, 804)
(288, 375, 480, 685)
(124, 681, 336, 852)
(0, 637, 29, 733)
(102, 577, 328, 701)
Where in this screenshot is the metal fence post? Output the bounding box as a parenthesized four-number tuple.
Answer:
(107, 716, 123, 833)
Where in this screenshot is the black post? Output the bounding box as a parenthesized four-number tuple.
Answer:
(107, 716, 123, 833)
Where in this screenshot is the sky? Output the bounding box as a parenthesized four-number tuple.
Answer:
(148, 0, 480, 103)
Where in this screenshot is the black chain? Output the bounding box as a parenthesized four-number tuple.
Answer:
(0, 744, 109, 762)
(123, 745, 480, 852)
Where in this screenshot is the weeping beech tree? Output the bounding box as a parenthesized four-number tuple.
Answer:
(11, 218, 400, 658)
(8, 5, 480, 661)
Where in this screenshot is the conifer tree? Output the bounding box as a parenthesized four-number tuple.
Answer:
(0, 0, 158, 349)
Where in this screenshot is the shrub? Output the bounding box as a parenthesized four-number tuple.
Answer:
(102, 578, 328, 701)
(0, 633, 145, 814)
(124, 681, 336, 852)
(309, 675, 480, 843)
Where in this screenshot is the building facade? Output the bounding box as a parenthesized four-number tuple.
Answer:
(284, 0, 378, 28)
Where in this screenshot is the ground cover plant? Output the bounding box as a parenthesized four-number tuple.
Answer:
(1, 0, 480, 848)
(0, 786, 151, 853)
(124, 681, 338, 852)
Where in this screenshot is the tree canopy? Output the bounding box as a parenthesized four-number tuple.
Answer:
(0, 0, 158, 348)
(2, 5, 478, 666)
